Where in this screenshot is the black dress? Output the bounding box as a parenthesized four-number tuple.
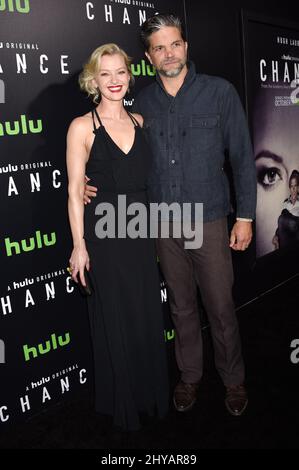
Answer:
(84, 108, 169, 431)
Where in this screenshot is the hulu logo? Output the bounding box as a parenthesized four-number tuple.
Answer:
(164, 329, 175, 342)
(0, 0, 30, 13)
(0, 115, 42, 137)
(0, 80, 4, 104)
(23, 332, 70, 362)
(131, 60, 156, 77)
(0, 339, 5, 364)
(5, 230, 56, 256)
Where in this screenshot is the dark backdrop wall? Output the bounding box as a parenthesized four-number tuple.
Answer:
(185, 1, 299, 304)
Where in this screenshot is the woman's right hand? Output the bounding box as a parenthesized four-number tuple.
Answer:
(69, 242, 90, 286)
(83, 175, 98, 205)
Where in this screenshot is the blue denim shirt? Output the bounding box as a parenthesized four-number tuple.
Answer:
(133, 61, 257, 222)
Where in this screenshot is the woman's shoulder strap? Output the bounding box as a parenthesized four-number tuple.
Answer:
(127, 111, 140, 128)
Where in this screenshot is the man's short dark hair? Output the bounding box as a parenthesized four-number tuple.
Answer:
(140, 13, 186, 51)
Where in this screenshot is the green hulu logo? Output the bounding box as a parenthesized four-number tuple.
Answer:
(0, 115, 42, 137)
(5, 230, 56, 256)
(0, 0, 30, 13)
(23, 332, 71, 362)
(164, 329, 175, 342)
(131, 60, 156, 77)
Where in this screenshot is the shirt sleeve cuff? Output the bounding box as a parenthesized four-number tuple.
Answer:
(236, 217, 253, 222)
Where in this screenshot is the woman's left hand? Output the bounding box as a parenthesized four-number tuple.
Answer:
(69, 242, 90, 286)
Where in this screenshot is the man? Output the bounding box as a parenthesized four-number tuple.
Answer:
(84, 14, 257, 416)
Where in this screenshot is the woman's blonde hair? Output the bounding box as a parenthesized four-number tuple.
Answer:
(79, 43, 134, 103)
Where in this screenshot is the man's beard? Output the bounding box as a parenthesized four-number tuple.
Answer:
(157, 59, 187, 78)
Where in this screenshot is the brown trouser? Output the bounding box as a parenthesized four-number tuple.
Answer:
(156, 217, 244, 387)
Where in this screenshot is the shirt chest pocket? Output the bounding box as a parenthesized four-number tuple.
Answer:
(144, 116, 166, 142)
(189, 114, 221, 153)
(143, 116, 167, 171)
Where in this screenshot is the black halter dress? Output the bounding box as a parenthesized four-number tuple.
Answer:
(84, 108, 169, 431)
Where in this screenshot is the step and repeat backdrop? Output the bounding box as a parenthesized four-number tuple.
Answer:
(0, 0, 185, 428)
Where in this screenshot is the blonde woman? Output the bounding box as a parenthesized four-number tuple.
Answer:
(66, 44, 169, 431)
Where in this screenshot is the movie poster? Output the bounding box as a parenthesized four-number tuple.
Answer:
(243, 14, 299, 258)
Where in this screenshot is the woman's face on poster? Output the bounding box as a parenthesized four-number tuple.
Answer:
(254, 95, 299, 257)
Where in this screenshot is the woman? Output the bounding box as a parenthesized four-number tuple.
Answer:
(66, 44, 169, 431)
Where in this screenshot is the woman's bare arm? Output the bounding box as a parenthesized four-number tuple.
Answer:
(66, 117, 90, 283)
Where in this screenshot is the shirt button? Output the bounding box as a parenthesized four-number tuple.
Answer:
(171, 160, 176, 164)
(170, 109, 175, 114)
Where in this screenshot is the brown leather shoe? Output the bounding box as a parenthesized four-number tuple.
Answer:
(173, 380, 199, 412)
(225, 384, 248, 416)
